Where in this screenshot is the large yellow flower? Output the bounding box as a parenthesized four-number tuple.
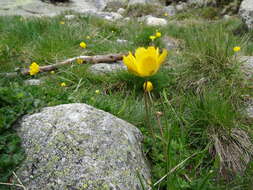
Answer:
(123, 46, 167, 77)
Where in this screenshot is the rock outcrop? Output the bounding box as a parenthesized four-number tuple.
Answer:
(15, 103, 151, 190)
(239, 0, 253, 29)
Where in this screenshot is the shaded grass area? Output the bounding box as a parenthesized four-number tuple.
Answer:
(0, 12, 253, 190)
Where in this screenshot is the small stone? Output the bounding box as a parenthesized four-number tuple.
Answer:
(246, 104, 253, 118)
(163, 36, 180, 50)
(88, 62, 127, 75)
(24, 79, 43, 86)
(239, 56, 253, 79)
(124, 17, 130, 21)
(93, 12, 123, 21)
(223, 14, 231, 20)
(163, 6, 177, 17)
(116, 39, 128, 43)
(64, 14, 76, 20)
(117, 8, 125, 15)
(145, 15, 168, 26)
(128, 0, 146, 5)
(239, 0, 253, 29)
(176, 2, 188, 11)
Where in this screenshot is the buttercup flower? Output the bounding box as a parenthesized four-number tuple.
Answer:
(29, 62, 40, 75)
(233, 46, 241, 52)
(149, 35, 156, 41)
(156, 32, 161, 38)
(80, 42, 87, 48)
(143, 81, 153, 92)
(77, 58, 83, 64)
(123, 46, 168, 77)
(61, 82, 66, 87)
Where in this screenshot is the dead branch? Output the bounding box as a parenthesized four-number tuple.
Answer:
(1, 53, 125, 77)
(0, 172, 27, 190)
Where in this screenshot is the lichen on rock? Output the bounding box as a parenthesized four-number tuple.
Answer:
(15, 103, 151, 190)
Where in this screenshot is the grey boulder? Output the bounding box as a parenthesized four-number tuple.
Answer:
(163, 5, 177, 17)
(88, 62, 127, 75)
(239, 0, 253, 29)
(15, 103, 151, 190)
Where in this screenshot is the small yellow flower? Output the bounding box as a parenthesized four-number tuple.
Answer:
(86, 36, 91, 40)
(149, 35, 156, 41)
(143, 81, 153, 92)
(60, 82, 66, 87)
(50, 70, 55, 74)
(156, 32, 161, 38)
(80, 42, 87, 48)
(123, 46, 168, 77)
(60, 21, 65, 25)
(29, 62, 40, 75)
(233, 46, 241, 52)
(164, 13, 168, 16)
(95, 90, 100, 94)
(76, 58, 84, 64)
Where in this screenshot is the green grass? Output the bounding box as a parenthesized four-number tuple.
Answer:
(0, 11, 252, 190)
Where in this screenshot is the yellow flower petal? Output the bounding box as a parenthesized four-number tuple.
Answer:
(138, 56, 157, 77)
(233, 46, 241, 52)
(60, 82, 66, 87)
(156, 32, 161, 38)
(80, 42, 87, 48)
(158, 49, 168, 65)
(29, 62, 40, 75)
(149, 35, 156, 41)
(123, 52, 138, 75)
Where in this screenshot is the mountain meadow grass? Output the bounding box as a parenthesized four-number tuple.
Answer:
(0, 10, 253, 190)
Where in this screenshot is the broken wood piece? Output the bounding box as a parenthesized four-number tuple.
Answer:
(1, 53, 126, 77)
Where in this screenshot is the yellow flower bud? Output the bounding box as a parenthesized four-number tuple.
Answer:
(76, 58, 84, 64)
(95, 90, 100, 94)
(156, 32, 161, 38)
(149, 35, 156, 41)
(143, 81, 153, 92)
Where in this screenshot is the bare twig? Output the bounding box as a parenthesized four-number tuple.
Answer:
(1, 53, 125, 77)
(153, 152, 198, 187)
(0, 172, 27, 190)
